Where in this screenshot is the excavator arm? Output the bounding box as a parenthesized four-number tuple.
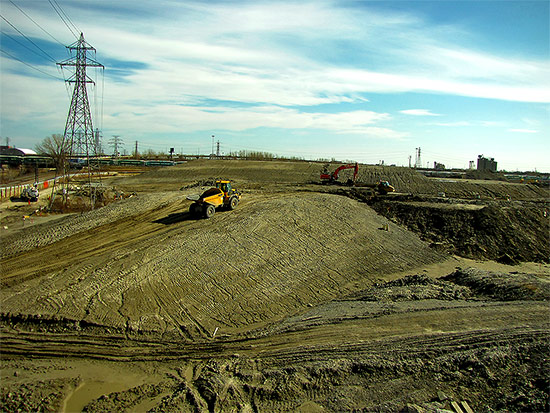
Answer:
(321, 163, 358, 183)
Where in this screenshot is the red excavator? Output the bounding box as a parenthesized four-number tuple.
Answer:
(320, 163, 358, 185)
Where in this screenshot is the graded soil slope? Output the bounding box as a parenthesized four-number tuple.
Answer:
(1, 191, 443, 339)
(104, 159, 549, 202)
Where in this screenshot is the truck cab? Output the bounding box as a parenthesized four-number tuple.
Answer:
(216, 180, 239, 202)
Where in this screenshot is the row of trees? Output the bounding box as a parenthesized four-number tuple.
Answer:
(227, 150, 305, 161)
(33, 134, 343, 168)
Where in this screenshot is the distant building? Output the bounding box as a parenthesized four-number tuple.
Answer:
(433, 162, 445, 170)
(0, 146, 38, 156)
(477, 155, 497, 172)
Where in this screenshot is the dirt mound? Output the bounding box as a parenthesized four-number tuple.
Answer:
(109, 159, 550, 201)
(0, 192, 181, 260)
(368, 197, 550, 263)
(425, 180, 549, 200)
(179, 177, 219, 189)
(0, 192, 444, 339)
(350, 269, 549, 303)
(443, 267, 550, 301)
(46, 184, 137, 213)
(115, 159, 322, 191)
(352, 274, 472, 301)
(160, 336, 546, 412)
(355, 165, 429, 190)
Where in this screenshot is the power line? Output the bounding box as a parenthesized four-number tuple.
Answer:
(1, 30, 53, 63)
(52, 0, 80, 34)
(47, 0, 78, 39)
(55, 0, 80, 37)
(0, 14, 57, 63)
(8, 0, 65, 47)
(0, 47, 63, 80)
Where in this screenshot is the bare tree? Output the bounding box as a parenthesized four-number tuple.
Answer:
(35, 134, 70, 174)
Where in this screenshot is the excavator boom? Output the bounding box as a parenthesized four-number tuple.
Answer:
(320, 163, 358, 183)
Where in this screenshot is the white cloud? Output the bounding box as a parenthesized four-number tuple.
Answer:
(479, 121, 505, 127)
(330, 68, 550, 103)
(47, 1, 550, 106)
(102, 103, 401, 137)
(1, 0, 549, 163)
(508, 129, 538, 134)
(400, 109, 441, 116)
(433, 121, 472, 127)
(0, 69, 66, 125)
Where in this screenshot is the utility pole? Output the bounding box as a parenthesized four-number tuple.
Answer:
(216, 140, 220, 157)
(109, 135, 123, 159)
(211, 135, 215, 156)
(415, 147, 422, 169)
(408, 155, 412, 168)
(135, 141, 139, 159)
(94, 128, 103, 155)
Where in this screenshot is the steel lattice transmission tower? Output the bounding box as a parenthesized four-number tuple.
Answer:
(57, 33, 104, 161)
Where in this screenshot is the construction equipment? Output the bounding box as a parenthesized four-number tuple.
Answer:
(320, 163, 358, 185)
(20, 184, 39, 202)
(376, 180, 395, 194)
(187, 180, 241, 218)
(355, 180, 395, 194)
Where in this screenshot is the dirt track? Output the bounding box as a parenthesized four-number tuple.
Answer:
(1, 160, 549, 412)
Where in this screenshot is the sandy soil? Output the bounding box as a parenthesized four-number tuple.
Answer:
(1, 160, 549, 412)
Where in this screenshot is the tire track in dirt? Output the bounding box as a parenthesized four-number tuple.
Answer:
(1, 192, 445, 338)
(0, 194, 185, 285)
(2, 161, 549, 412)
(1, 315, 546, 362)
(0, 193, 181, 259)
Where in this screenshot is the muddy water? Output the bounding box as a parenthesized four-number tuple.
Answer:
(61, 368, 147, 413)
(62, 381, 127, 412)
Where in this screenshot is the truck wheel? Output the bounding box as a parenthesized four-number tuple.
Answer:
(204, 204, 215, 218)
(189, 203, 198, 215)
(228, 196, 239, 210)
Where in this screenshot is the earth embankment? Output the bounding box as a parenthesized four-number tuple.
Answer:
(110, 159, 549, 200)
(366, 195, 550, 263)
(0, 191, 444, 339)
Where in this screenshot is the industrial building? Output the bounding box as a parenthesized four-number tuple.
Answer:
(0, 146, 38, 157)
(0, 146, 52, 168)
(477, 155, 497, 172)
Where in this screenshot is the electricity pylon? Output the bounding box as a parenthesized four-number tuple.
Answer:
(56, 33, 104, 208)
(57, 32, 104, 162)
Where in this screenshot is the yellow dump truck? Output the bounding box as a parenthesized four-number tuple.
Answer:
(354, 180, 395, 194)
(187, 180, 241, 218)
(376, 180, 395, 194)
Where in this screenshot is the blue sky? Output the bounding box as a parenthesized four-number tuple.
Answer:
(1, 0, 548, 171)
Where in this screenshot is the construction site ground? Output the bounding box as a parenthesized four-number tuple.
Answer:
(1, 160, 549, 412)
